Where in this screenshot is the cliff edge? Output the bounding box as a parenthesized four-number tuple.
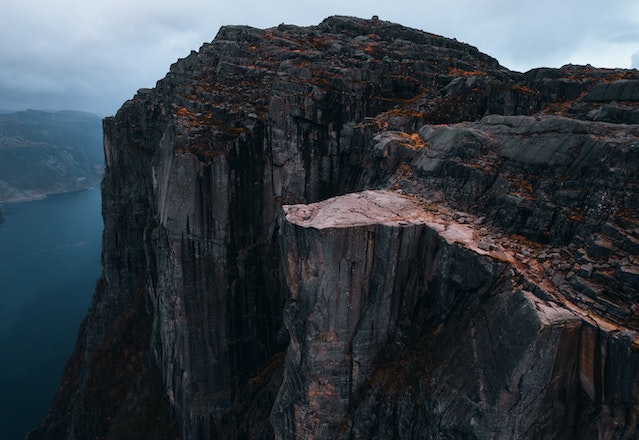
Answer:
(29, 16, 638, 440)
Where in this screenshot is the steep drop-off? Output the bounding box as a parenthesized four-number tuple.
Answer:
(29, 16, 638, 439)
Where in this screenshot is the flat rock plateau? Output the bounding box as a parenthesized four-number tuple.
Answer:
(28, 16, 638, 440)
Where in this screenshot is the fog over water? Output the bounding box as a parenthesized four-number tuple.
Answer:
(0, 187, 103, 440)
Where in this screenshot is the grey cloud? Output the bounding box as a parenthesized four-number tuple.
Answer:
(1, 0, 638, 115)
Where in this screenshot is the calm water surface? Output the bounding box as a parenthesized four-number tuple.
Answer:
(0, 188, 103, 440)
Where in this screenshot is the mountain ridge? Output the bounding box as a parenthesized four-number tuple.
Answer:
(0, 109, 104, 204)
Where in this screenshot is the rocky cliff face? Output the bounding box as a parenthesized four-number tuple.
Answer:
(29, 16, 638, 440)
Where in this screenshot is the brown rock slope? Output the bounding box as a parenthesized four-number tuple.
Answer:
(29, 16, 638, 440)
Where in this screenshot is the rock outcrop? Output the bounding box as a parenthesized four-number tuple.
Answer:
(276, 190, 638, 439)
(29, 16, 638, 440)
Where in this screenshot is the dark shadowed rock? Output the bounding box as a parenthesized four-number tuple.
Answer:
(584, 80, 639, 102)
(275, 190, 638, 439)
(28, 15, 639, 440)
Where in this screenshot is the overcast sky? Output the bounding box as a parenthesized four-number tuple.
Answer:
(2, 0, 639, 116)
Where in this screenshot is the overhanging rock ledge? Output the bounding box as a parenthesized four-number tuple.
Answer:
(275, 189, 637, 439)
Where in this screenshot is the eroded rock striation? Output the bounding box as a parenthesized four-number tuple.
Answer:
(29, 16, 638, 440)
(277, 190, 638, 439)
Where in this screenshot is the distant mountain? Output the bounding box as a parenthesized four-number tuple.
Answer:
(0, 109, 104, 203)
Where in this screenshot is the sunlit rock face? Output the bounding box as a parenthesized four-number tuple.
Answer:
(29, 16, 638, 440)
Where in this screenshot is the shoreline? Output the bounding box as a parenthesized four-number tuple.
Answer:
(0, 182, 102, 206)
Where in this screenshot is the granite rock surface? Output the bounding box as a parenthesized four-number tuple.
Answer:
(28, 16, 639, 440)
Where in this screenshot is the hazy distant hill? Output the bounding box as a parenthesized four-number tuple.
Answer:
(0, 109, 104, 203)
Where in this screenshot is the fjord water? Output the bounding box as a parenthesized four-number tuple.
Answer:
(0, 188, 102, 440)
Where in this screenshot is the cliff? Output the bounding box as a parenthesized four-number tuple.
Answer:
(29, 16, 639, 439)
(0, 110, 104, 204)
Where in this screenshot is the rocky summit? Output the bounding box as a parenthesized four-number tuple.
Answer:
(28, 16, 638, 440)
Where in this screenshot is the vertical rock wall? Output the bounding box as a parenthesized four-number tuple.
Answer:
(272, 190, 589, 439)
(273, 189, 639, 439)
(273, 192, 438, 438)
(28, 16, 639, 440)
